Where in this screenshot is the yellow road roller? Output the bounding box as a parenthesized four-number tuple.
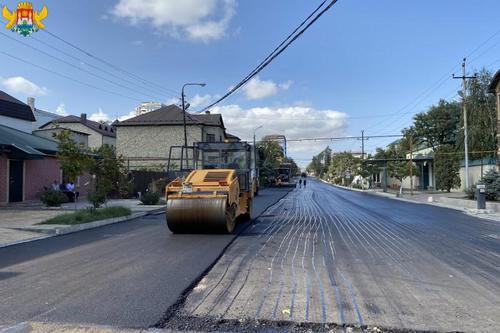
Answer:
(165, 142, 254, 234)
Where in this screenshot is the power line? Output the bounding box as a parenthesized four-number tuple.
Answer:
(201, 0, 339, 111)
(0, 49, 144, 102)
(41, 28, 179, 96)
(28, 34, 178, 99)
(0, 30, 164, 101)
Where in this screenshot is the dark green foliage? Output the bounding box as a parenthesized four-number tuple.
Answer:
(457, 69, 497, 159)
(39, 189, 68, 207)
(481, 170, 500, 201)
(40, 206, 131, 225)
(54, 129, 91, 182)
(434, 144, 461, 192)
(140, 192, 161, 205)
(88, 191, 106, 208)
(352, 183, 363, 189)
(410, 100, 461, 150)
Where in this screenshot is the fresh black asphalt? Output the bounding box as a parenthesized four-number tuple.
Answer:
(0, 188, 291, 329)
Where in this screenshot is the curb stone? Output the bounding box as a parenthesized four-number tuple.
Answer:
(0, 207, 165, 249)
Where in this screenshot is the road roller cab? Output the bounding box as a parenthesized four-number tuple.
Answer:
(165, 142, 255, 234)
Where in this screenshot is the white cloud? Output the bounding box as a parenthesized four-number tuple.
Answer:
(242, 77, 292, 100)
(89, 108, 110, 123)
(211, 104, 348, 166)
(190, 94, 212, 108)
(111, 0, 236, 42)
(1, 76, 47, 96)
(131, 40, 144, 46)
(118, 110, 136, 121)
(55, 103, 67, 116)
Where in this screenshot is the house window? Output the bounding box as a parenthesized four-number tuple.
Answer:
(206, 134, 216, 142)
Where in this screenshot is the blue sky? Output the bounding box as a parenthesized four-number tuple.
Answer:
(1, 0, 499, 166)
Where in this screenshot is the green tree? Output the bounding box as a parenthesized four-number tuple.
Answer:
(434, 144, 461, 192)
(257, 140, 284, 185)
(410, 99, 461, 149)
(457, 68, 497, 160)
(328, 152, 361, 185)
(54, 130, 91, 182)
(88, 144, 129, 199)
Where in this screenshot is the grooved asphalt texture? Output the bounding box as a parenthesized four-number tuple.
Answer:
(0, 188, 290, 329)
(169, 179, 500, 333)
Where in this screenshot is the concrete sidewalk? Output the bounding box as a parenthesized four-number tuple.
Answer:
(0, 199, 165, 248)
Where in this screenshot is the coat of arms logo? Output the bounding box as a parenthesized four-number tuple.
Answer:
(2, 2, 48, 37)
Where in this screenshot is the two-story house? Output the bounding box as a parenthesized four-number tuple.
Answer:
(40, 113, 116, 149)
(115, 104, 226, 170)
(489, 70, 500, 165)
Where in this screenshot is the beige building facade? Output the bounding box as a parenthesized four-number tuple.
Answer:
(115, 105, 226, 170)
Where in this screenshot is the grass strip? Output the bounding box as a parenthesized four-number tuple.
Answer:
(39, 206, 132, 225)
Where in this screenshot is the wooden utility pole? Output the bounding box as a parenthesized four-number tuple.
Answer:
(453, 58, 477, 190)
(409, 135, 413, 195)
(361, 130, 365, 160)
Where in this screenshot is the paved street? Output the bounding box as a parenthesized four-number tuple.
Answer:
(0, 188, 290, 329)
(167, 179, 500, 333)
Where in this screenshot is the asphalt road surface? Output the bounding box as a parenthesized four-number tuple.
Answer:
(0, 188, 290, 329)
(172, 179, 500, 333)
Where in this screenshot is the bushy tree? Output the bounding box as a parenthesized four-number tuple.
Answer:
(457, 68, 497, 160)
(434, 144, 461, 192)
(54, 130, 91, 182)
(87, 144, 128, 199)
(411, 99, 461, 149)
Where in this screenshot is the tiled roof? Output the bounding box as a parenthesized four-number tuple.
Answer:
(115, 104, 224, 128)
(45, 115, 116, 137)
(0, 90, 36, 122)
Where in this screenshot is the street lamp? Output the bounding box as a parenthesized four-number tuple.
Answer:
(181, 83, 206, 148)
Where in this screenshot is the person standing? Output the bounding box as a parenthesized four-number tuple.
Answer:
(299, 178, 303, 188)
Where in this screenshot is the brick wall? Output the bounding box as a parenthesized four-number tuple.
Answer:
(24, 157, 61, 201)
(0, 154, 7, 203)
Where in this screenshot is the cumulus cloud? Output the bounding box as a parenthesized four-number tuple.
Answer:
(55, 103, 67, 116)
(242, 77, 292, 100)
(211, 104, 347, 165)
(1, 76, 47, 96)
(89, 108, 110, 123)
(111, 0, 236, 42)
(189, 94, 212, 108)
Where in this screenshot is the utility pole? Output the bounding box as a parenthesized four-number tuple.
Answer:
(453, 58, 477, 190)
(181, 82, 206, 169)
(409, 135, 413, 195)
(361, 130, 365, 160)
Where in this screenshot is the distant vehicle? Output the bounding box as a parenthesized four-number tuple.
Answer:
(274, 163, 296, 187)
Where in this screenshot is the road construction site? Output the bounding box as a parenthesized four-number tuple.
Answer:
(160, 179, 500, 333)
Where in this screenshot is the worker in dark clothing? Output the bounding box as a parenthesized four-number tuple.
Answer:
(303, 178, 307, 188)
(299, 178, 303, 188)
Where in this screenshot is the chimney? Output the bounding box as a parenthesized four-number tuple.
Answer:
(81, 113, 87, 122)
(205, 110, 210, 114)
(27, 97, 35, 111)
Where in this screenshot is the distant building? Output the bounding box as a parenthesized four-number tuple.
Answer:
(134, 101, 166, 116)
(40, 113, 116, 149)
(115, 105, 226, 170)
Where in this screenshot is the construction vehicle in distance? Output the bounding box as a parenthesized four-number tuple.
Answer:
(274, 162, 296, 187)
(165, 141, 255, 234)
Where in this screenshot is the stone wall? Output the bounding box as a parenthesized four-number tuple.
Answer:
(116, 125, 203, 170)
